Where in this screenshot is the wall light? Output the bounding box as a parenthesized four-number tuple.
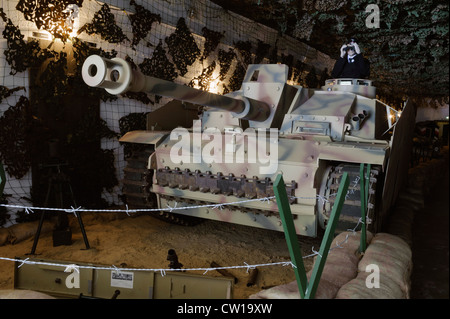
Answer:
(17, 1, 80, 42)
(64, 4, 80, 38)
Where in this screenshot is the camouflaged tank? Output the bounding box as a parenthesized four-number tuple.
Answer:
(82, 55, 415, 237)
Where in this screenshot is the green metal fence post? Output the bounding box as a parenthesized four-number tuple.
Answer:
(359, 164, 367, 253)
(273, 174, 308, 299)
(365, 164, 371, 209)
(304, 172, 349, 299)
(359, 163, 371, 253)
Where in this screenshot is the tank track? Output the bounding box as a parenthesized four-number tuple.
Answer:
(318, 163, 381, 232)
(121, 147, 202, 226)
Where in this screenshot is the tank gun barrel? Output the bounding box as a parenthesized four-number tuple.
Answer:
(82, 55, 271, 122)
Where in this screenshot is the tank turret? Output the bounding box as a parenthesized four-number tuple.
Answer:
(82, 55, 414, 237)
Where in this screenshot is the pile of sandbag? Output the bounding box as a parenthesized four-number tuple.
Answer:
(336, 233, 412, 299)
(310, 231, 373, 299)
(250, 231, 371, 299)
(250, 230, 413, 299)
(0, 220, 55, 246)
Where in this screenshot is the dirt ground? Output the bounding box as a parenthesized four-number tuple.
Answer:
(0, 211, 321, 299)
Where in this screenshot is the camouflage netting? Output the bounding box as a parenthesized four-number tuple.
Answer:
(1, 0, 334, 226)
(165, 18, 201, 76)
(211, 0, 449, 102)
(15, 0, 83, 43)
(78, 3, 129, 43)
(0, 95, 32, 179)
(128, 0, 161, 48)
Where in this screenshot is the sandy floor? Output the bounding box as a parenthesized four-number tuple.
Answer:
(0, 212, 321, 299)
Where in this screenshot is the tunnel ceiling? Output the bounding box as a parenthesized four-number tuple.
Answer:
(211, 0, 449, 103)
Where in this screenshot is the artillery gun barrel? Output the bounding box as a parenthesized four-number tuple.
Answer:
(82, 55, 271, 122)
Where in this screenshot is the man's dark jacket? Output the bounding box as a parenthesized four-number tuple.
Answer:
(331, 54, 370, 78)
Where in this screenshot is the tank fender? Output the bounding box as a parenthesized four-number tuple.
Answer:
(119, 130, 169, 146)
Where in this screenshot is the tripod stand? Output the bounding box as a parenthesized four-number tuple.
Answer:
(29, 162, 90, 255)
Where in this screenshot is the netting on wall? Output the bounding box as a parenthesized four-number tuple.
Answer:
(0, 0, 334, 227)
(0, 35, 32, 226)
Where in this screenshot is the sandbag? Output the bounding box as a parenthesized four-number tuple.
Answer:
(319, 254, 358, 288)
(315, 231, 373, 297)
(249, 280, 300, 299)
(344, 233, 412, 299)
(306, 277, 340, 299)
(0, 289, 55, 299)
(248, 275, 341, 299)
(0, 228, 10, 246)
(331, 230, 374, 255)
(250, 231, 370, 299)
(336, 271, 405, 299)
(8, 220, 55, 245)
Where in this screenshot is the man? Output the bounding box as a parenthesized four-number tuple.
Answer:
(331, 39, 370, 79)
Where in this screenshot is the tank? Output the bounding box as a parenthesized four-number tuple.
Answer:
(81, 55, 415, 237)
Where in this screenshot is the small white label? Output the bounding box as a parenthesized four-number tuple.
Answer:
(111, 271, 134, 289)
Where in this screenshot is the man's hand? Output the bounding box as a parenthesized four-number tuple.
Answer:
(340, 44, 347, 58)
(353, 42, 361, 54)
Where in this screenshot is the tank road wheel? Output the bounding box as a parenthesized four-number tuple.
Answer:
(122, 146, 202, 226)
(317, 163, 381, 233)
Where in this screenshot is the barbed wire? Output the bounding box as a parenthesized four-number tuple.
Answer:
(0, 175, 371, 277)
(0, 174, 372, 216)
